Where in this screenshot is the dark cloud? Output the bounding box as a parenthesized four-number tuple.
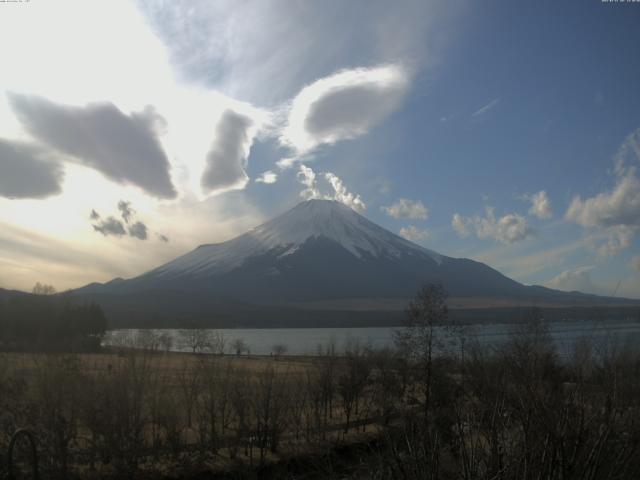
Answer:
(0, 139, 63, 199)
(128, 221, 148, 240)
(281, 65, 409, 157)
(158, 233, 170, 243)
(201, 110, 253, 195)
(89, 201, 159, 241)
(117, 200, 135, 224)
(304, 82, 405, 139)
(8, 94, 176, 198)
(92, 217, 126, 237)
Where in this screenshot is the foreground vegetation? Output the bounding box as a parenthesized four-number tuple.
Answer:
(2, 285, 640, 479)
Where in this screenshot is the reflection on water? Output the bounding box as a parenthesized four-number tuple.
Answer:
(104, 319, 640, 357)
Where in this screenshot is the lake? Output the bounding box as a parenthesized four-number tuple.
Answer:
(104, 318, 640, 357)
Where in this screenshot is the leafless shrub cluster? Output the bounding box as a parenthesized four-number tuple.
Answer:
(2, 286, 640, 478)
(368, 291, 640, 480)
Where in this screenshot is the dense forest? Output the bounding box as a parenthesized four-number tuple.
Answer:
(0, 285, 107, 351)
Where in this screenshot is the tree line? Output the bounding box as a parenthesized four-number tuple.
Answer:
(0, 284, 107, 351)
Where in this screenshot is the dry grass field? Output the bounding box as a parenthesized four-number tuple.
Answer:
(0, 347, 394, 478)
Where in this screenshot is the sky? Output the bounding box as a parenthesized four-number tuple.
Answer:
(1, 0, 639, 298)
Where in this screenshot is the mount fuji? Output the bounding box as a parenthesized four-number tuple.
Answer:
(74, 199, 638, 327)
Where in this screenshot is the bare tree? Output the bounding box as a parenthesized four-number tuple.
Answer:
(232, 338, 248, 356)
(158, 331, 173, 353)
(180, 329, 212, 354)
(135, 329, 161, 352)
(272, 343, 288, 360)
(32, 282, 56, 295)
(210, 331, 227, 355)
(31, 354, 83, 477)
(177, 360, 201, 428)
(394, 283, 449, 418)
(338, 341, 371, 433)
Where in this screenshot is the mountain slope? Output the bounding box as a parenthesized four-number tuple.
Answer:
(0, 287, 27, 300)
(73, 199, 638, 325)
(82, 200, 527, 300)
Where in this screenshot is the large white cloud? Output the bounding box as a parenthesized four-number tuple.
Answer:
(137, 0, 454, 104)
(452, 207, 534, 244)
(382, 198, 428, 220)
(564, 128, 640, 257)
(546, 266, 595, 294)
(280, 64, 410, 161)
(566, 170, 640, 229)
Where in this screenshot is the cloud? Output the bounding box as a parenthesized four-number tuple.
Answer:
(201, 109, 256, 196)
(546, 266, 595, 294)
(137, 0, 451, 104)
(452, 207, 534, 244)
(324, 172, 366, 213)
(157, 233, 170, 243)
(473, 236, 590, 280)
(590, 225, 635, 258)
(296, 164, 366, 213)
(382, 198, 428, 220)
(8, 94, 176, 198)
(632, 256, 640, 271)
(525, 190, 553, 219)
(117, 200, 135, 224)
(280, 64, 409, 161)
(255, 170, 277, 184)
(472, 98, 500, 117)
(564, 129, 640, 257)
(92, 217, 126, 237)
(566, 170, 640, 229)
(451, 213, 470, 237)
(275, 157, 298, 170)
(399, 225, 430, 243)
(613, 127, 640, 176)
(91, 201, 155, 241)
(0, 139, 63, 199)
(297, 164, 320, 200)
(128, 221, 148, 240)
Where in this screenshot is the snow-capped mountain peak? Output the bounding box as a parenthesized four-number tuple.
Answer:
(75, 199, 625, 312)
(250, 199, 441, 261)
(144, 199, 442, 280)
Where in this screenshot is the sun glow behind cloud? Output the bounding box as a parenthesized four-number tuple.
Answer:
(2, 0, 637, 301)
(0, 1, 276, 289)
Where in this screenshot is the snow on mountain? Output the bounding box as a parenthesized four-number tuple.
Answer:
(144, 199, 443, 281)
(72, 199, 640, 327)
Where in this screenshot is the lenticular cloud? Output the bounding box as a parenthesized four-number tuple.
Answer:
(280, 64, 409, 158)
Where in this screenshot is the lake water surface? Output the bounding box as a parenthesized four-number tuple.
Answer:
(105, 318, 640, 356)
